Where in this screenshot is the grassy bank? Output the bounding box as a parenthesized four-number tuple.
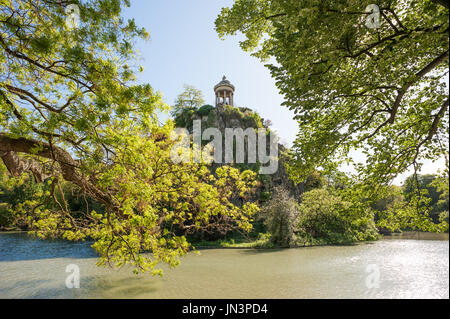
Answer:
(189, 232, 380, 249)
(190, 233, 275, 249)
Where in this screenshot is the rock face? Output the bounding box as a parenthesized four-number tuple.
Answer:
(269, 144, 305, 199)
(177, 103, 304, 202)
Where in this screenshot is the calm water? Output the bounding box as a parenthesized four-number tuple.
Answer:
(0, 232, 448, 299)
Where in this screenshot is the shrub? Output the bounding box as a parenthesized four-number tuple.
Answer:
(297, 188, 378, 245)
(439, 211, 449, 232)
(196, 104, 214, 116)
(260, 186, 299, 247)
(242, 110, 263, 128)
(223, 104, 244, 119)
(439, 211, 449, 223)
(0, 204, 15, 230)
(0, 171, 50, 230)
(174, 107, 196, 131)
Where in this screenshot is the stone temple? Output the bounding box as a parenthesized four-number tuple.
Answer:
(214, 76, 235, 107)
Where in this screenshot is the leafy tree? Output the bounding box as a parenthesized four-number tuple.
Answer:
(195, 104, 214, 117)
(0, 0, 259, 274)
(403, 174, 449, 221)
(372, 185, 404, 214)
(260, 186, 299, 247)
(171, 84, 205, 117)
(216, 0, 449, 226)
(0, 160, 105, 230)
(374, 174, 448, 232)
(1, 0, 154, 192)
(431, 174, 449, 215)
(439, 210, 449, 225)
(303, 170, 327, 192)
(297, 188, 378, 245)
(0, 165, 49, 230)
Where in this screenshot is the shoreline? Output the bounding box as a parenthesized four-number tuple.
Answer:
(1, 230, 448, 252)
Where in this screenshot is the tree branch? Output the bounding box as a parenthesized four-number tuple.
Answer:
(363, 49, 449, 140)
(4, 84, 75, 113)
(0, 134, 113, 209)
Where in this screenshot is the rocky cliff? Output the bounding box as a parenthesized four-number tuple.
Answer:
(175, 103, 305, 202)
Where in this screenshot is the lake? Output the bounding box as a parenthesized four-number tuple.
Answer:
(0, 232, 448, 299)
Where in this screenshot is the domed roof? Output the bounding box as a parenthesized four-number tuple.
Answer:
(214, 76, 235, 91)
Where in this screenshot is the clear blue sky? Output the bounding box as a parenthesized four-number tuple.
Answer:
(122, 0, 445, 184)
(122, 0, 297, 146)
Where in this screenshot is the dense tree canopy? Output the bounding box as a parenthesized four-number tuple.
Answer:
(404, 174, 449, 220)
(171, 84, 206, 117)
(1, 0, 154, 195)
(216, 0, 449, 189)
(0, 0, 259, 273)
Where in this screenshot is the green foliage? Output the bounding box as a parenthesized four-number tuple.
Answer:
(297, 188, 379, 246)
(196, 104, 214, 117)
(223, 104, 244, 119)
(0, 162, 106, 231)
(0, 1, 260, 274)
(1, 0, 156, 144)
(404, 174, 449, 222)
(242, 108, 263, 128)
(190, 232, 274, 248)
(27, 122, 260, 273)
(0, 165, 50, 230)
(259, 190, 271, 202)
(221, 105, 263, 128)
(434, 174, 449, 231)
(439, 211, 449, 225)
(431, 174, 449, 215)
(375, 182, 447, 233)
(303, 171, 327, 192)
(171, 85, 205, 117)
(221, 233, 274, 248)
(260, 186, 298, 247)
(216, 0, 449, 231)
(171, 89, 210, 132)
(372, 185, 404, 213)
(174, 107, 196, 131)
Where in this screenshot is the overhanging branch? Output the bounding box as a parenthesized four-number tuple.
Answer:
(0, 134, 113, 209)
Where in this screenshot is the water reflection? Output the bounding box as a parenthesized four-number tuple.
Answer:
(0, 232, 97, 262)
(0, 232, 448, 299)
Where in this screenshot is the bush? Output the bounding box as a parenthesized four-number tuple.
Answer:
(242, 110, 263, 128)
(0, 204, 15, 230)
(196, 104, 214, 116)
(0, 163, 105, 230)
(174, 107, 196, 131)
(439, 211, 449, 223)
(260, 186, 299, 247)
(223, 104, 244, 119)
(0, 171, 49, 230)
(297, 188, 378, 245)
(439, 211, 449, 232)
